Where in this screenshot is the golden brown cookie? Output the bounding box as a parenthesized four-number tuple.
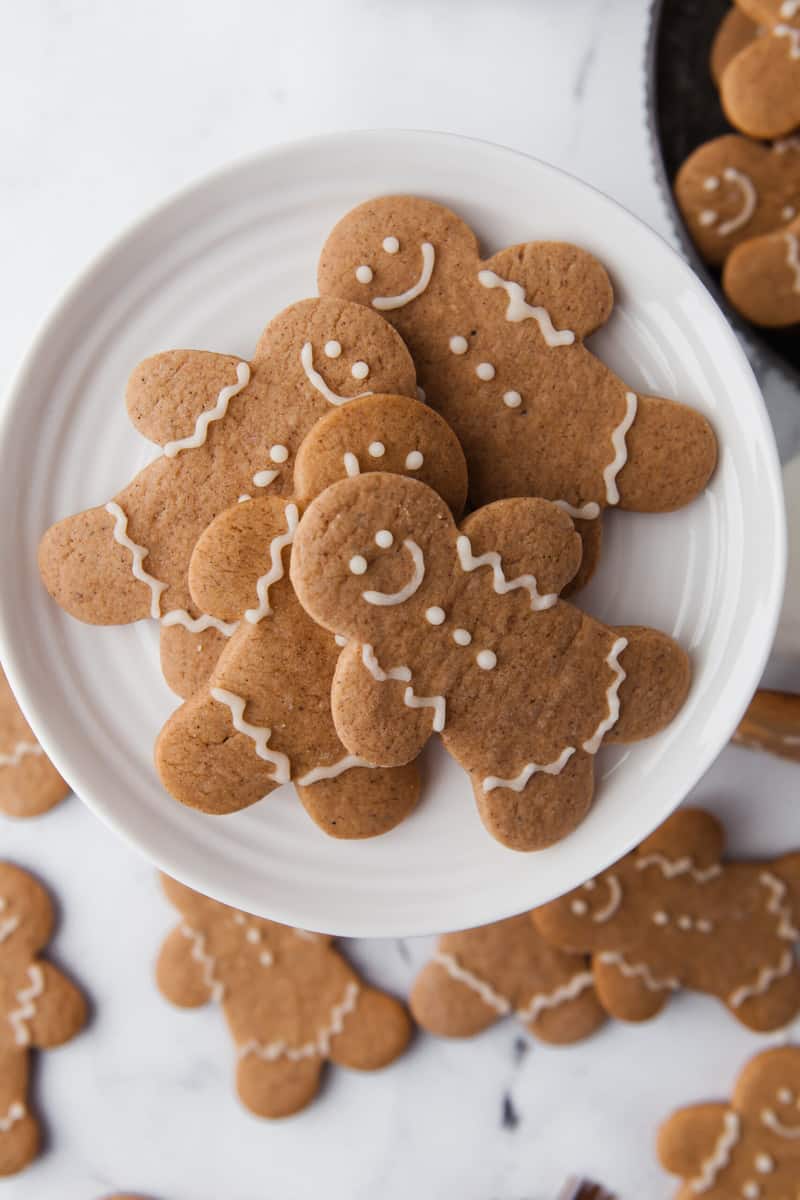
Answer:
(720, 0, 800, 138)
(0, 668, 68, 819)
(410, 913, 604, 1044)
(156, 394, 468, 837)
(0, 863, 86, 1175)
(723, 212, 800, 324)
(711, 7, 762, 85)
(533, 808, 800, 1030)
(658, 1046, 800, 1198)
(290, 472, 691, 852)
(156, 875, 411, 1118)
(38, 298, 417, 699)
(675, 134, 800, 267)
(317, 195, 717, 531)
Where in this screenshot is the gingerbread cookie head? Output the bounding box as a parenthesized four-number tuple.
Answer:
(720, 0, 800, 138)
(0, 669, 68, 819)
(156, 875, 410, 1118)
(723, 212, 800, 326)
(658, 1047, 800, 1198)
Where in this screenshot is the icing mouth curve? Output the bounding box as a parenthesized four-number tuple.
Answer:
(761, 1107, 800, 1138)
(362, 539, 425, 606)
(372, 243, 435, 311)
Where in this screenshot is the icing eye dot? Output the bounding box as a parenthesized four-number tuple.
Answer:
(351, 360, 369, 380)
(269, 443, 289, 463)
(382, 236, 400, 254)
(699, 210, 718, 227)
(259, 951, 274, 967)
(349, 555, 368, 576)
(452, 628, 471, 646)
(368, 442, 385, 458)
(355, 265, 373, 284)
(334, 633, 348, 647)
(246, 928, 261, 943)
(778, 1087, 794, 1105)
(425, 606, 445, 625)
(503, 391, 522, 409)
(476, 649, 497, 670)
(755, 1154, 774, 1173)
(405, 450, 424, 470)
(783, 205, 797, 221)
(449, 335, 469, 355)
(476, 362, 495, 381)
(652, 911, 669, 926)
(704, 176, 720, 191)
(375, 530, 394, 549)
(324, 340, 342, 358)
(571, 899, 588, 916)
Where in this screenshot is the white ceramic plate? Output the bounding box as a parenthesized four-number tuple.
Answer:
(0, 131, 785, 936)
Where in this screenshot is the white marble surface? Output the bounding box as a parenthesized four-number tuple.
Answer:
(1, 2, 799, 1198)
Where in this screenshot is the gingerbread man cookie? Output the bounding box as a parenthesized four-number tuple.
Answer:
(290, 472, 691, 851)
(0, 667, 68, 818)
(411, 913, 604, 1044)
(156, 393, 468, 837)
(720, 0, 800, 138)
(38, 298, 416, 699)
(156, 875, 411, 1118)
(533, 809, 800, 1030)
(675, 134, 800, 268)
(0, 863, 86, 1175)
(724, 211, 800, 325)
(658, 1046, 800, 1199)
(317, 196, 717, 552)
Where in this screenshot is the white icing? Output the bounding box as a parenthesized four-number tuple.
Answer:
(160, 610, 238, 636)
(704, 176, 720, 191)
(571, 899, 588, 916)
(785, 232, 800, 293)
(432, 950, 595, 1027)
(416, 386, 426, 402)
(517, 970, 595, 1024)
(355, 265, 373, 283)
(425, 606, 445, 625)
(382, 236, 400, 254)
(741, 1183, 759, 1200)
(775, 23, 800, 59)
(729, 949, 794, 1008)
(238, 980, 360, 1062)
(351, 361, 369, 380)
(699, 210, 718, 227)
(477, 269, 575, 347)
(774, 136, 800, 153)
(324, 340, 341, 358)
(163, 361, 250, 458)
(372, 242, 435, 311)
(781, 0, 800, 16)
(456, 533, 558, 610)
(296, 755, 373, 786)
(375, 530, 394, 548)
(432, 950, 511, 1015)
(361, 645, 412, 684)
(405, 450, 424, 470)
(689, 1111, 740, 1194)
(368, 441, 385, 457)
(652, 911, 669, 927)
(343, 452, 360, 477)
(476, 649, 496, 670)
(503, 390, 522, 408)
(105, 500, 167, 618)
(9, 964, 44, 1046)
(760, 871, 800, 940)
(0, 741, 43, 769)
(0, 916, 20, 944)
(779, 1087, 794, 1104)
(717, 167, 758, 237)
(755, 1153, 774, 1173)
(591, 874, 622, 923)
(300, 342, 372, 406)
(349, 555, 368, 576)
(476, 362, 495, 381)
(403, 686, 446, 733)
(252, 469, 280, 488)
(334, 634, 348, 647)
(0, 1101, 25, 1134)
(210, 688, 291, 784)
(482, 746, 575, 793)
(179, 923, 224, 1003)
(360, 644, 444, 728)
(635, 854, 722, 883)
(603, 392, 638, 505)
(582, 636, 628, 753)
(553, 499, 601, 520)
(783, 205, 797, 221)
(362, 539, 425, 606)
(244, 502, 299, 624)
(449, 335, 468, 355)
(453, 628, 471, 646)
(597, 951, 680, 992)
(269, 444, 289, 463)
(761, 1107, 800, 1138)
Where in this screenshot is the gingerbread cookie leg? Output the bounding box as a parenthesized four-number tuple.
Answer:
(472, 751, 595, 853)
(0, 1052, 38, 1178)
(236, 1053, 323, 1119)
(0, 668, 68, 818)
(159, 623, 230, 700)
(294, 764, 420, 840)
(331, 642, 436, 768)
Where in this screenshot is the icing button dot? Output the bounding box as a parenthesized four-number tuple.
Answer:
(246, 928, 261, 943)
(351, 360, 369, 380)
(476, 362, 496, 381)
(778, 1087, 794, 1104)
(324, 340, 342, 358)
(741, 1183, 760, 1199)
(652, 911, 669, 926)
(584, 880, 596, 891)
(405, 450, 424, 470)
(368, 442, 385, 458)
(503, 390, 522, 408)
(259, 951, 274, 967)
(355, 265, 373, 284)
(375, 530, 394, 549)
(704, 176, 720, 191)
(476, 649, 497, 670)
(755, 1154, 774, 1174)
(453, 628, 471, 646)
(382, 236, 400, 254)
(349, 555, 368, 576)
(677, 915, 692, 930)
(571, 899, 588, 916)
(699, 210, 717, 227)
(233, 912, 246, 925)
(269, 443, 289, 463)
(449, 335, 468, 354)
(425, 606, 446, 625)
(783, 205, 797, 221)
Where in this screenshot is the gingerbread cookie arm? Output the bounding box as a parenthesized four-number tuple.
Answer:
(656, 1102, 733, 1179)
(480, 243, 614, 339)
(327, 986, 411, 1070)
(20, 961, 87, 1048)
(0, 1051, 38, 1178)
(156, 923, 220, 1008)
(592, 951, 674, 1022)
(458, 498, 583, 599)
(723, 216, 800, 327)
(125, 350, 252, 449)
(331, 642, 434, 768)
(410, 961, 506, 1038)
(721, 33, 800, 139)
(236, 1054, 323, 1119)
(613, 395, 717, 512)
(601, 626, 691, 745)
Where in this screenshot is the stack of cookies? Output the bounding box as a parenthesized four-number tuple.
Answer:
(38, 195, 718, 852)
(675, 1, 800, 327)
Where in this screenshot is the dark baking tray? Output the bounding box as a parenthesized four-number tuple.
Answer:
(646, 0, 800, 386)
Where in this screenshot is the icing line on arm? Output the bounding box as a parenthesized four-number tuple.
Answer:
(456, 534, 558, 610)
(582, 636, 628, 753)
(0, 742, 43, 768)
(9, 964, 45, 1046)
(179, 923, 225, 1002)
(105, 501, 168, 618)
(689, 1111, 741, 1193)
(477, 269, 575, 347)
(163, 361, 250, 458)
(602, 392, 637, 506)
(245, 503, 299, 624)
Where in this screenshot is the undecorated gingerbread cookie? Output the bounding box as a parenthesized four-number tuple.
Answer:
(156, 875, 411, 1118)
(0, 863, 86, 1176)
(156, 393, 468, 837)
(533, 809, 800, 1030)
(720, 0, 800, 138)
(0, 668, 67, 819)
(723, 211, 800, 325)
(411, 913, 604, 1044)
(658, 1046, 800, 1199)
(290, 472, 691, 851)
(38, 298, 416, 699)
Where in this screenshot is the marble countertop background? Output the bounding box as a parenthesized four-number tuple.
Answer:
(1, 2, 799, 1197)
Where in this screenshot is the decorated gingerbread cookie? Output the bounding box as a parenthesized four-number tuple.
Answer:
(156, 875, 411, 1118)
(410, 913, 604, 1044)
(0, 863, 86, 1175)
(156, 393, 468, 837)
(658, 1046, 800, 1198)
(723, 211, 800, 325)
(675, 134, 800, 268)
(290, 472, 691, 851)
(533, 809, 800, 1030)
(711, 6, 762, 84)
(317, 195, 717, 547)
(38, 298, 417, 699)
(0, 668, 67, 819)
(719, 0, 800, 139)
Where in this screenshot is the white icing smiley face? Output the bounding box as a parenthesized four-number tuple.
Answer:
(568, 875, 624, 924)
(761, 1085, 800, 1138)
(346, 531, 426, 607)
(698, 167, 757, 237)
(354, 234, 436, 311)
